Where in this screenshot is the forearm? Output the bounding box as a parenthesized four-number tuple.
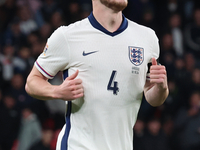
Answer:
(145, 59, 169, 107)
(25, 75, 57, 100)
(26, 66, 84, 101)
(25, 66, 59, 100)
(144, 82, 169, 107)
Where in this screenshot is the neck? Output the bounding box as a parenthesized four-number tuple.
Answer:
(92, 1, 123, 33)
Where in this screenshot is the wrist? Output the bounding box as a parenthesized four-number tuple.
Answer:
(156, 83, 168, 92)
(51, 85, 61, 99)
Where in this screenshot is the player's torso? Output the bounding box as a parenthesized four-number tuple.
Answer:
(63, 19, 152, 106)
(60, 17, 155, 150)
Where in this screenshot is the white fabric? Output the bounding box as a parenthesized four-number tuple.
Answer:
(36, 17, 159, 150)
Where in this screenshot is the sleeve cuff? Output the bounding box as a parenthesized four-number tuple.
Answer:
(35, 61, 54, 79)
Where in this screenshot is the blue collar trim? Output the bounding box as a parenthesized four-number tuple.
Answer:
(88, 12, 128, 37)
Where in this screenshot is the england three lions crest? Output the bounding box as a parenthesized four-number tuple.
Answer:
(129, 46, 144, 66)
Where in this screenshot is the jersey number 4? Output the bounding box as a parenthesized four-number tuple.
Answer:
(107, 71, 119, 95)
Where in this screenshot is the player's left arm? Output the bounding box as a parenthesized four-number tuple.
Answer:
(144, 57, 169, 107)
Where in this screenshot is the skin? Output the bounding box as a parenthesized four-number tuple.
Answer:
(92, 0, 128, 32)
(144, 58, 169, 106)
(25, 68, 83, 100)
(25, 0, 169, 106)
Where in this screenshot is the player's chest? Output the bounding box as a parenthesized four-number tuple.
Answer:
(67, 36, 152, 75)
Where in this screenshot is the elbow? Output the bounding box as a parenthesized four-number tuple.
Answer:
(25, 82, 31, 95)
(25, 81, 35, 98)
(25, 77, 32, 95)
(25, 83, 29, 94)
(148, 100, 165, 107)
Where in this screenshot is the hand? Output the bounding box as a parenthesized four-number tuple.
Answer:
(150, 58, 168, 90)
(54, 70, 84, 101)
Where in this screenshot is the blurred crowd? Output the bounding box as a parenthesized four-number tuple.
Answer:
(0, 0, 200, 150)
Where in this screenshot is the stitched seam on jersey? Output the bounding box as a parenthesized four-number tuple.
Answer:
(60, 27, 72, 68)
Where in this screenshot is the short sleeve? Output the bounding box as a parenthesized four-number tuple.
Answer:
(150, 30, 160, 61)
(146, 30, 160, 80)
(35, 26, 70, 79)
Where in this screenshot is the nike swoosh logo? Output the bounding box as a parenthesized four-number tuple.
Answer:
(83, 51, 98, 56)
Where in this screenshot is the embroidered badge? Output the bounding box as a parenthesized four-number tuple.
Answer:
(129, 46, 144, 66)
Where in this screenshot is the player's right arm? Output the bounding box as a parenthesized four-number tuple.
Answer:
(25, 66, 84, 101)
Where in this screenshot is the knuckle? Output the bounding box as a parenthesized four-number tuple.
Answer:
(78, 79, 83, 83)
(161, 74, 166, 78)
(69, 85, 76, 91)
(68, 81, 73, 86)
(72, 91, 77, 95)
(75, 78, 82, 84)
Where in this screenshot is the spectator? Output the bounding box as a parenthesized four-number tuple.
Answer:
(39, 23, 53, 42)
(0, 0, 17, 32)
(80, 3, 92, 19)
(174, 91, 200, 150)
(143, 118, 170, 150)
(184, 8, 200, 56)
(0, 95, 21, 150)
(17, 107, 42, 150)
(140, 7, 158, 33)
(3, 19, 27, 49)
(133, 118, 146, 150)
(16, 0, 44, 28)
(0, 60, 3, 88)
(173, 57, 188, 88)
(182, 0, 195, 23)
(0, 89, 2, 108)
(50, 129, 61, 150)
(168, 13, 184, 57)
(187, 68, 200, 96)
(27, 31, 40, 46)
(50, 11, 65, 30)
(162, 117, 177, 150)
(0, 45, 15, 83)
(29, 128, 54, 150)
(17, 5, 38, 35)
(161, 79, 182, 116)
(184, 52, 196, 74)
(41, 0, 58, 23)
(160, 32, 176, 79)
(5, 74, 34, 110)
(67, 1, 81, 24)
(0, 44, 30, 84)
(17, 46, 35, 77)
(125, 0, 155, 24)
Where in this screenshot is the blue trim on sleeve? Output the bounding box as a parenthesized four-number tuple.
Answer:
(36, 61, 54, 78)
(61, 70, 71, 150)
(88, 12, 128, 36)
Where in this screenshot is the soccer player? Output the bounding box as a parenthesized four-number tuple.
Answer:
(25, 0, 169, 149)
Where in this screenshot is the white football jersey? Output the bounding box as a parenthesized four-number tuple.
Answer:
(35, 13, 159, 150)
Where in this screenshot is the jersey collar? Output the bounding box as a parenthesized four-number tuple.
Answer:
(88, 12, 128, 37)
